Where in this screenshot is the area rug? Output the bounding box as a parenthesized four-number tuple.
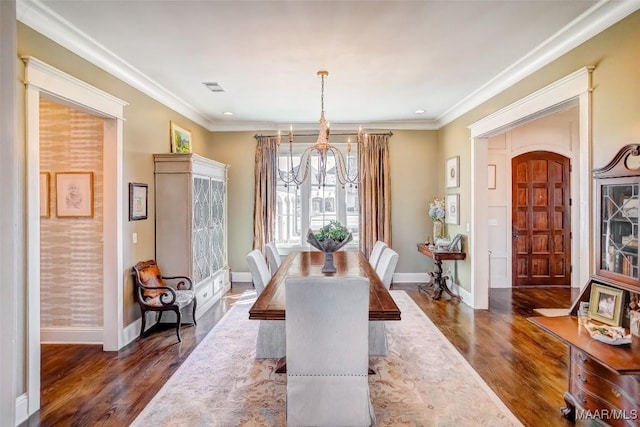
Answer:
(131, 291, 522, 426)
(533, 308, 570, 317)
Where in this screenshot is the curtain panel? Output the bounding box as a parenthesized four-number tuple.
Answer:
(359, 134, 391, 257)
(253, 136, 278, 253)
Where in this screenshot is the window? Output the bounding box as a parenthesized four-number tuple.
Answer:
(275, 143, 359, 250)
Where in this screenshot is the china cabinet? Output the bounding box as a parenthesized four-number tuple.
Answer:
(153, 153, 230, 321)
(531, 145, 640, 426)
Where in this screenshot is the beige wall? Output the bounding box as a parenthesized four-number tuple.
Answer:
(18, 23, 212, 326)
(438, 10, 640, 291)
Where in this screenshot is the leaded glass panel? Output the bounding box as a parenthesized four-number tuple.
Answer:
(193, 176, 212, 282)
(211, 179, 225, 272)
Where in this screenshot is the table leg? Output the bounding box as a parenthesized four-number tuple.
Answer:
(420, 260, 460, 302)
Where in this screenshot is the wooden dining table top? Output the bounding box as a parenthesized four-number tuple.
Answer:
(248, 250, 402, 321)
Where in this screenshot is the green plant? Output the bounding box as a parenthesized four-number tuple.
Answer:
(315, 220, 350, 242)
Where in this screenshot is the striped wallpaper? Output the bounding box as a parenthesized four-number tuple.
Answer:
(40, 98, 104, 328)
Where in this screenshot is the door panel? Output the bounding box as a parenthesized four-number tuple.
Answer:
(512, 151, 571, 286)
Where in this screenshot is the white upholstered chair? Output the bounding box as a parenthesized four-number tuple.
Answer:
(369, 247, 400, 356)
(265, 241, 282, 274)
(285, 277, 376, 427)
(246, 249, 285, 359)
(368, 240, 388, 270)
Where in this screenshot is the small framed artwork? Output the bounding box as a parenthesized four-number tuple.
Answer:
(445, 193, 460, 225)
(488, 164, 497, 190)
(170, 121, 192, 154)
(40, 172, 50, 218)
(446, 156, 459, 188)
(588, 283, 624, 326)
(55, 172, 94, 218)
(129, 182, 148, 221)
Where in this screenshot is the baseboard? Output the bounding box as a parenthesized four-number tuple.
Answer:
(15, 393, 28, 426)
(40, 327, 103, 344)
(232, 271, 252, 283)
(392, 272, 430, 283)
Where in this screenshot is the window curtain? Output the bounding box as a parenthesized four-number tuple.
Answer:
(359, 134, 392, 257)
(253, 136, 278, 253)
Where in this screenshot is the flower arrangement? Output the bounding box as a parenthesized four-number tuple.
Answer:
(429, 198, 446, 221)
(314, 220, 351, 242)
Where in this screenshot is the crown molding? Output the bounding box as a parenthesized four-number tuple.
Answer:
(17, 0, 640, 132)
(17, 0, 213, 129)
(437, 0, 640, 128)
(208, 119, 440, 132)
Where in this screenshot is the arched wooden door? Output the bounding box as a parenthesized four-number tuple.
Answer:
(512, 151, 571, 286)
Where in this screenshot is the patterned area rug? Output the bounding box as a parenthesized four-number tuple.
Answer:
(534, 308, 570, 317)
(131, 291, 522, 426)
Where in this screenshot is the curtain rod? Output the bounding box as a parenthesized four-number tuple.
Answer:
(254, 131, 393, 139)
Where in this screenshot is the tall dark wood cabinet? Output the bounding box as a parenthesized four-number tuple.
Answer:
(531, 145, 640, 427)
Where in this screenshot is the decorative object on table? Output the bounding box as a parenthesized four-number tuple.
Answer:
(170, 121, 192, 153)
(55, 171, 94, 218)
(446, 156, 460, 188)
(583, 321, 632, 345)
(447, 234, 463, 251)
(129, 182, 148, 221)
(445, 193, 460, 225)
(306, 221, 353, 273)
(629, 310, 640, 337)
(588, 282, 624, 326)
(429, 197, 446, 240)
(434, 238, 451, 251)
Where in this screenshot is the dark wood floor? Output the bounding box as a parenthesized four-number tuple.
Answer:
(24, 283, 580, 427)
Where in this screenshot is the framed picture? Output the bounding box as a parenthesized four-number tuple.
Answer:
(588, 283, 624, 326)
(488, 164, 497, 190)
(448, 233, 463, 251)
(170, 121, 192, 153)
(129, 182, 148, 221)
(445, 193, 460, 225)
(446, 156, 459, 188)
(40, 172, 50, 218)
(55, 172, 94, 218)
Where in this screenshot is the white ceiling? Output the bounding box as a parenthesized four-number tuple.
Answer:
(17, 1, 640, 131)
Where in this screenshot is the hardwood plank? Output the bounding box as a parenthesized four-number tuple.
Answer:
(24, 283, 580, 427)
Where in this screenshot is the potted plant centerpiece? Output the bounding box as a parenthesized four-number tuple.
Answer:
(307, 220, 353, 273)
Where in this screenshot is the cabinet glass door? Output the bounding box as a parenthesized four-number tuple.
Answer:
(601, 183, 639, 278)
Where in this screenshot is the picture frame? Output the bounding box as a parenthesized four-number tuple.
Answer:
(488, 164, 497, 190)
(55, 172, 94, 218)
(445, 193, 460, 225)
(448, 233, 463, 251)
(446, 156, 460, 188)
(588, 283, 624, 326)
(170, 121, 192, 153)
(129, 182, 148, 221)
(40, 172, 50, 218)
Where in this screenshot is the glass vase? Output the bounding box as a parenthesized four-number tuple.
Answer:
(433, 220, 445, 240)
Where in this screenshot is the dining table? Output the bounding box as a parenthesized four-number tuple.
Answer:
(248, 250, 402, 321)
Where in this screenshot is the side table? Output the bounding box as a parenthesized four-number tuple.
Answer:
(416, 243, 466, 301)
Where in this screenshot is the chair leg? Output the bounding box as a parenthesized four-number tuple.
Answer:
(192, 298, 198, 326)
(173, 307, 182, 343)
(139, 310, 146, 340)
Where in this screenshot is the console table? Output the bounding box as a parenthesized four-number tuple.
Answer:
(416, 243, 466, 301)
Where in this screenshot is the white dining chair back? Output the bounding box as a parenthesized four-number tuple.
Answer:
(247, 249, 285, 359)
(285, 277, 376, 427)
(375, 247, 399, 290)
(265, 241, 282, 274)
(246, 249, 272, 296)
(368, 240, 388, 270)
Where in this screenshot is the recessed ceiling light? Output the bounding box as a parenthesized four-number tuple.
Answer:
(223, 111, 233, 116)
(203, 82, 225, 92)
(415, 109, 426, 114)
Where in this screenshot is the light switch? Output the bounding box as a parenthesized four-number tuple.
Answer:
(466, 223, 470, 232)
(132, 232, 137, 244)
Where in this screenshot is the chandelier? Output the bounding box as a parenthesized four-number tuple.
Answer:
(276, 70, 365, 188)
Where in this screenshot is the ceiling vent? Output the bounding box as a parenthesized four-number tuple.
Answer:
(203, 82, 225, 92)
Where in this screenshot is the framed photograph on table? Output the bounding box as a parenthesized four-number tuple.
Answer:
(445, 193, 459, 225)
(588, 283, 624, 326)
(129, 182, 148, 221)
(170, 121, 192, 153)
(446, 156, 459, 188)
(40, 172, 50, 218)
(55, 172, 93, 218)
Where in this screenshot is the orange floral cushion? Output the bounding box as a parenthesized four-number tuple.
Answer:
(135, 260, 165, 299)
